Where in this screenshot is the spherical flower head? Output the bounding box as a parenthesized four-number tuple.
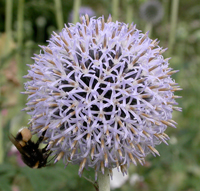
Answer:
(23, 15, 182, 179)
(140, 0, 164, 25)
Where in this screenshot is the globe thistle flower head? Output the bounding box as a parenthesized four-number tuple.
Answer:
(140, 0, 164, 25)
(23, 15, 181, 179)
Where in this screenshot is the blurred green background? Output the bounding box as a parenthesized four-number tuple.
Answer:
(0, 0, 200, 190)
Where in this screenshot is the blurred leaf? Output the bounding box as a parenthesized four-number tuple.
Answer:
(0, 49, 18, 68)
(20, 167, 49, 191)
(0, 163, 17, 177)
(0, 177, 12, 191)
(0, 163, 17, 191)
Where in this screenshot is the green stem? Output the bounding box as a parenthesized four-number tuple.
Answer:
(73, 0, 81, 24)
(17, 0, 24, 54)
(168, 0, 179, 56)
(4, 0, 13, 58)
(125, 0, 133, 24)
(162, 0, 169, 41)
(16, 0, 24, 73)
(0, 111, 2, 164)
(98, 168, 110, 191)
(54, 0, 64, 31)
(16, 0, 25, 106)
(112, 0, 119, 22)
(145, 22, 152, 38)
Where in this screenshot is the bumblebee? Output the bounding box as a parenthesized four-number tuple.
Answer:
(9, 127, 52, 168)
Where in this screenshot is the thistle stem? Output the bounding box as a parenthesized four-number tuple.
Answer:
(16, 0, 24, 75)
(168, 0, 179, 56)
(112, 0, 119, 22)
(4, 0, 13, 57)
(145, 22, 152, 38)
(16, 0, 25, 107)
(73, 0, 81, 24)
(0, 111, 3, 164)
(54, 0, 64, 31)
(162, 0, 169, 41)
(125, 0, 133, 24)
(16, 0, 24, 57)
(98, 168, 110, 191)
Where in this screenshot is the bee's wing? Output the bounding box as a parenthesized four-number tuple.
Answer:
(8, 134, 30, 157)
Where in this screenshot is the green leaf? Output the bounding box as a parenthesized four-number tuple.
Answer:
(0, 177, 12, 191)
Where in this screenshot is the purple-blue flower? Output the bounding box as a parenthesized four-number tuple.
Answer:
(23, 15, 181, 179)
